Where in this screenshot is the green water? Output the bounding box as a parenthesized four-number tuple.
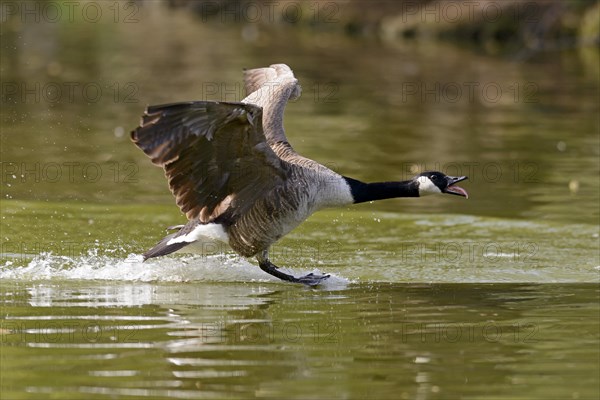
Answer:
(1, 3, 599, 399)
(2, 282, 598, 400)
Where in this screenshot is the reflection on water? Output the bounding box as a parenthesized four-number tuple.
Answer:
(1, 282, 598, 400)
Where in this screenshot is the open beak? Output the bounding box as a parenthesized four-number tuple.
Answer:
(444, 176, 469, 198)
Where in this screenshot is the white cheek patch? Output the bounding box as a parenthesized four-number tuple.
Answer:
(418, 176, 442, 196)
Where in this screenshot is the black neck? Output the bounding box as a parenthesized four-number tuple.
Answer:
(344, 177, 419, 204)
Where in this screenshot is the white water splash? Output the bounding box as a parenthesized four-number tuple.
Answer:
(0, 248, 350, 287)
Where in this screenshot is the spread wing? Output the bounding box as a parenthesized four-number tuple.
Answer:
(131, 101, 289, 223)
(242, 64, 301, 146)
(243, 67, 278, 96)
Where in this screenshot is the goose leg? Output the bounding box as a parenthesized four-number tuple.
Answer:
(257, 251, 329, 286)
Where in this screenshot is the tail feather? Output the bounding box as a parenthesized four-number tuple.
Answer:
(143, 232, 193, 260)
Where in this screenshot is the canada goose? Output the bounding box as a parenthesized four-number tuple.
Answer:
(131, 64, 468, 285)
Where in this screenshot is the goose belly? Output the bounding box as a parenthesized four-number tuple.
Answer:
(225, 189, 315, 257)
(224, 174, 352, 257)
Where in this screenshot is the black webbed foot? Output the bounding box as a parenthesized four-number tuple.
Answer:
(296, 272, 330, 286)
(258, 259, 330, 286)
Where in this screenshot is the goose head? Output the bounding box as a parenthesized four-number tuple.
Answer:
(415, 171, 469, 198)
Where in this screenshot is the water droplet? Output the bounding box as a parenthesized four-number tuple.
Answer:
(568, 180, 579, 194)
(114, 126, 125, 138)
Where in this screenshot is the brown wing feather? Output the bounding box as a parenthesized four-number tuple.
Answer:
(131, 101, 289, 223)
(242, 64, 301, 147)
(243, 67, 278, 97)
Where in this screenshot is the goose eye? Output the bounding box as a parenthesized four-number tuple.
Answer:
(430, 175, 436, 181)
